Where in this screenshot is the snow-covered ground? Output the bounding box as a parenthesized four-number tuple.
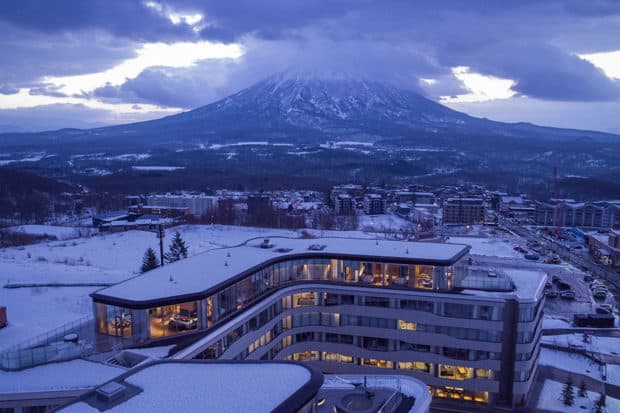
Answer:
(357, 213, 414, 233)
(542, 316, 572, 330)
(131, 166, 185, 171)
(0, 287, 95, 350)
(542, 334, 620, 357)
(447, 236, 522, 258)
(537, 379, 618, 412)
(539, 348, 604, 380)
(6, 225, 97, 240)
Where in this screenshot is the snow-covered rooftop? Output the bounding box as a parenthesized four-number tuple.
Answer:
(461, 268, 546, 302)
(0, 360, 125, 395)
(93, 237, 469, 304)
(59, 361, 317, 413)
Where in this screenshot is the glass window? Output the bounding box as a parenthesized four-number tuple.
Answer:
(438, 365, 474, 380)
(399, 320, 417, 331)
(398, 361, 432, 373)
(149, 301, 198, 339)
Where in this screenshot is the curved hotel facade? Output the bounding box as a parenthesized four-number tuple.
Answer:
(91, 237, 545, 410)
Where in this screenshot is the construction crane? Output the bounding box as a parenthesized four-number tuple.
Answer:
(552, 167, 562, 239)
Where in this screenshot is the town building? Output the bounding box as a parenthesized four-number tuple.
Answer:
(147, 193, 219, 217)
(364, 194, 386, 215)
(442, 198, 485, 225)
(127, 204, 190, 218)
(334, 194, 354, 215)
(585, 229, 620, 267)
(535, 200, 620, 229)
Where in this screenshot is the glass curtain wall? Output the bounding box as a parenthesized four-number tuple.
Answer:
(96, 257, 458, 340)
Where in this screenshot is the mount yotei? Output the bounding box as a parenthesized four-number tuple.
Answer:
(1, 72, 619, 195)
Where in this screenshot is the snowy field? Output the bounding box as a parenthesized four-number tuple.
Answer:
(446, 236, 522, 258)
(0, 225, 374, 350)
(6, 225, 97, 240)
(357, 213, 415, 233)
(542, 334, 620, 357)
(539, 348, 604, 380)
(537, 379, 619, 412)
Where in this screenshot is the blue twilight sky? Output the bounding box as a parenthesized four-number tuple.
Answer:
(0, 0, 619, 133)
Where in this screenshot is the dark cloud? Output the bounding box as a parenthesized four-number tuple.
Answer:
(0, 21, 137, 90)
(0, 85, 19, 95)
(463, 43, 620, 101)
(0, 0, 619, 129)
(0, 0, 195, 41)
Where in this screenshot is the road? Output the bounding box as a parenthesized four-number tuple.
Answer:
(499, 218, 620, 310)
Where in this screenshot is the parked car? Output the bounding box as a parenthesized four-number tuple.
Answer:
(596, 307, 612, 315)
(524, 253, 540, 260)
(599, 304, 613, 312)
(593, 290, 608, 299)
(590, 282, 605, 290)
(545, 290, 558, 298)
(552, 275, 560, 283)
(560, 291, 576, 300)
(544, 257, 561, 264)
(583, 275, 594, 282)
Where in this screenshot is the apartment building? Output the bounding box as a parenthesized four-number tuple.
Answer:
(442, 198, 485, 224)
(364, 194, 386, 215)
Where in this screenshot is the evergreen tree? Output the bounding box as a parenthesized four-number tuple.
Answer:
(578, 380, 587, 397)
(165, 231, 189, 263)
(562, 375, 574, 406)
(595, 392, 606, 411)
(141, 248, 159, 273)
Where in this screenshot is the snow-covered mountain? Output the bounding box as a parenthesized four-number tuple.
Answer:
(129, 71, 615, 143)
(1, 71, 617, 149)
(168, 72, 471, 132)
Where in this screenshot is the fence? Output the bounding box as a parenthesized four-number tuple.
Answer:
(0, 315, 97, 370)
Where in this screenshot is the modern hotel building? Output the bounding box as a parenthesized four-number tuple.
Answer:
(90, 237, 545, 411)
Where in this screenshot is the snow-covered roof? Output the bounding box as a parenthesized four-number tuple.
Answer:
(92, 237, 470, 305)
(462, 268, 546, 302)
(58, 361, 319, 413)
(0, 360, 125, 396)
(501, 196, 524, 204)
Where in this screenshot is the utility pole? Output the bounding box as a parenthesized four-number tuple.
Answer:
(157, 224, 165, 266)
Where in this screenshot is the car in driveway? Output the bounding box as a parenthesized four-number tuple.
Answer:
(560, 291, 576, 300)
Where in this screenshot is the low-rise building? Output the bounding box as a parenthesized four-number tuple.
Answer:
(585, 229, 620, 267)
(147, 193, 219, 217)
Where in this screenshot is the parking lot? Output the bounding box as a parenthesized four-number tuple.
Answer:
(473, 255, 614, 320)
